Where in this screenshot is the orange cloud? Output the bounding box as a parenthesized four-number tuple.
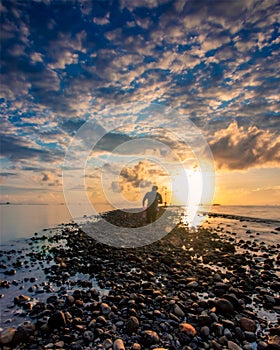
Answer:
(210, 121, 280, 170)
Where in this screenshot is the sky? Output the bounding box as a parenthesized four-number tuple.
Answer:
(0, 0, 280, 209)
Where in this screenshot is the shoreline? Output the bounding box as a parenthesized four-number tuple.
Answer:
(0, 209, 279, 349)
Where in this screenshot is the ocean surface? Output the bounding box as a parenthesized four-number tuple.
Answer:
(0, 204, 279, 243)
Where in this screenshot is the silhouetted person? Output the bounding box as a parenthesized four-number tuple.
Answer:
(142, 185, 163, 223)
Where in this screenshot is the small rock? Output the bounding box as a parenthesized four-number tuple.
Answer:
(267, 335, 280, 350)
(54, 341, 64, 347)
(179, 322, 197, 336)
(244, 331, 256, 342)
(224, 328, 233, 339)
(101, 302, 111, 315)
(216, 298, 234, 314)
(174, 304, 185, 317)
(0, 328, 16, 345)
(126, 316, 139, 334)
(14, 294, 30, 305)
(187, 281, 199, 288)
(142, 330, 160, 346)
(113, 338, 125, 350)
(48, 311, 66, 329)
(103, 339, 113, 349)
(200, 326, 210, 338)
(240, 317, 257, 332)
(228, 340, 242, 350)
(83, 330, 94, 342)
(257, 341, 268, 350)
(132, 344, 141, 350)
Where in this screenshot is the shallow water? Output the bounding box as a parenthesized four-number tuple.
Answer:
(1, 204, 279, 243)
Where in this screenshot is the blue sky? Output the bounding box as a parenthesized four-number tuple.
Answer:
(0, 0, 279, 206)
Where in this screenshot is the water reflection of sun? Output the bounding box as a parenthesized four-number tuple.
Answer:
(172, 167, 207, 227)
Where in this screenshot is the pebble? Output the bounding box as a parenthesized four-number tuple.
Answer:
(179, 322, 197, 336)
(142, 330, 160, 346)
(47, 311, 66, 329)
(126, 316, 140, 334)
(216, 298, 234, 314)
(228, 340, 243, 350)
(113, 338, 125, 350)
(240, 317, 257, 332)
(0, 328, 16, 345)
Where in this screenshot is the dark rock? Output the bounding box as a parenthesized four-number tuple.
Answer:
(48, 310, 66, 329)
(0, 328, 16, 345)
(244, 331, 256, 342)
(215, 298, 234, 314)
(126, 316, 140, 334)
(240, 317, 257, 332)
(142, 330, 160, 346)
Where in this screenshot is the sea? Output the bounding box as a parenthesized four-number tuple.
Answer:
(1, 204, 279, 243)
(0, 204, 279, 328)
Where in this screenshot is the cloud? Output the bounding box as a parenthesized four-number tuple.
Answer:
(0, 0, 279, 206)
(110, 160, 168, 202)
(210, 122, 280, 170)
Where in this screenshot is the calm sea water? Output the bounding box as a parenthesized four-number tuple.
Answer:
(0, 204, 279, 244)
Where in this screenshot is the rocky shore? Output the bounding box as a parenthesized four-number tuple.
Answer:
(0, 209, 280, 350)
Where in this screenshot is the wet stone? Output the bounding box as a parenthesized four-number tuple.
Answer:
(142, 330, 160, 346)
(126, 316, 140, 334)
(179, 322, 197, 336)
(215, 298, 234, 314)
(47, 310, 66, 329)
(228, 340, 242, 350)
(240, 317, 257, 332)
(0, 328, 16, 345)
(113, 338, 125, 350)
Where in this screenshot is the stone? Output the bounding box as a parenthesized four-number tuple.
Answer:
(224, 328, 233, 339)
(113, 338, 125, 350)
(228, 340, 242, 350)
(101, 302, 111, 315)
(174, 304, 185, 317)
(48, 311, 66, 329)
(142, 330, 160, 346)
(216, 298, 234, 314)
(14, 294, 30, 305)
(213, 323, 224, 336)
(187, 281, 199, 288)
(132, 344, 141, 350)
(179, 322, 197, 336)
(211, 340, 222, 350)
(54, 341, 64, 347)
(83, 330, 94, 341)
(257, 341, 268, 349)
(126, 316, 139, 334)
(103, 339, 113, 349)
(267, 335, 280, 350)
(244, 331, 256, 342)
(0, 328, 16, 345)
(13, 321, 36, 344)
(240, 317, 257, 332)
(200, 326, 210, 338)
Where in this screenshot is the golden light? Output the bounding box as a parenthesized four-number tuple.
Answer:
(171, 166, 206, 226)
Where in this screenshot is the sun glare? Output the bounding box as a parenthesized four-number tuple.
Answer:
(172, 167, 206, 226)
